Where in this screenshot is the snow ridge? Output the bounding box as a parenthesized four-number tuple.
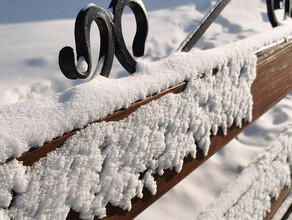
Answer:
(197, 125, 292, 219)
(6, 49, 256, 219)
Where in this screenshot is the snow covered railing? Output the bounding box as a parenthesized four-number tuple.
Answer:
(1, 26, 292, 219)
(197, 125, 292, 220)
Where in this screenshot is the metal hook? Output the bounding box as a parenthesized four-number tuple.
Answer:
(59, 5, 115, 79)
(109, 0, 149, 74)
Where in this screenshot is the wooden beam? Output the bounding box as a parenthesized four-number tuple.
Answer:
(264, 184, 291, 220)
(15, 40, 292, 219)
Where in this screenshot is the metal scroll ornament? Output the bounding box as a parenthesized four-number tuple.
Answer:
(109, 0, 148, 74)
(59, 0, 231, 79)
(267, 0, 292, 27)
(59, 0, 148, 79)
(59, 6, 115, 79)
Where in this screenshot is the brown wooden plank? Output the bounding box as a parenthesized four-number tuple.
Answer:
(254, 40, 292, 118)
(264, 185, 291, 220)
(67, 41, 292, 220)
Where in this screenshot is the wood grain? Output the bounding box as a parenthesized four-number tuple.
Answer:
(15, 41, 292, 219)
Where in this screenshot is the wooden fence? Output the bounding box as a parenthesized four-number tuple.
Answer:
(15, 40, 292, 219)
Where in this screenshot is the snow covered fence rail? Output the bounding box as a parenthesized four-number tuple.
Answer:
(1, 25, 292, 219)
(197, 125, 292, 220)
(15, 33, 292, 168)
(93, 40, 292, 219)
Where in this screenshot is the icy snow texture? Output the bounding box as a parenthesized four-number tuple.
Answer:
(1, 25, 292, 219)
(197, 125, 292, 220)
(7, 48, 256, 219)
(0, 81, 53, 106)
(0, 209, 9, 220)
(0, 160, 28, 209)
(1, 25, 292, 164)
(77, 56, 88, 73)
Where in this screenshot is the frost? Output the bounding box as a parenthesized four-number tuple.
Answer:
(196, 125, 292, 220)
(0, 160, 28, 209)
(0, 209, 9, 220)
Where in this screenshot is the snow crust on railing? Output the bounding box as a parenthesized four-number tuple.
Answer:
(0, 25, 292, 164)
(0, 160, 28, 220)
(196, 125, 292, 220)
(6, 53, 256, 219)
(0, 24, 292, 219)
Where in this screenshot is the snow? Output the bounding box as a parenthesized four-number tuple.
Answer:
(0, 0, 291, 219)
(0, 28, 290, 219)
(0, 210, 9, 220)
(92, 56, 105, 79)
(0, 47, 256, 218)
(0, 160, 28, 208)
(7, 45, 257, 218)
(83, 3, 96, 11)
(76, 56, 88, 74)
(1, 24, 292, 164)
(0, 0, 272, 103)
(197, 125, 292, 219)
(178, 0, 222, 51)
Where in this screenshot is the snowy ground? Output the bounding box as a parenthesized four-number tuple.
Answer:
(0, 0, 291, 219)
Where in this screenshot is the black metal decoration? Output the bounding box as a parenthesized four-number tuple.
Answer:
(179, 0, 231, 52)
(267, 0, 292, 27)
(59, 0, 231, 79)
(109, 0, 148, 74)
(59, 0, 148, 80)
(59, 6, 115, 79)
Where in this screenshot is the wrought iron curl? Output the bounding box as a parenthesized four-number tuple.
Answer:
(59, 0, 233, 79)
(109, 0, 149, 74)
(59, 6, 115, 79)
(266, 0, 292, 27)
(59, 0, 148, 79)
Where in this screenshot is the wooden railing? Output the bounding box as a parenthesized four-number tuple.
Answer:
(15, 40, 292, 219)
